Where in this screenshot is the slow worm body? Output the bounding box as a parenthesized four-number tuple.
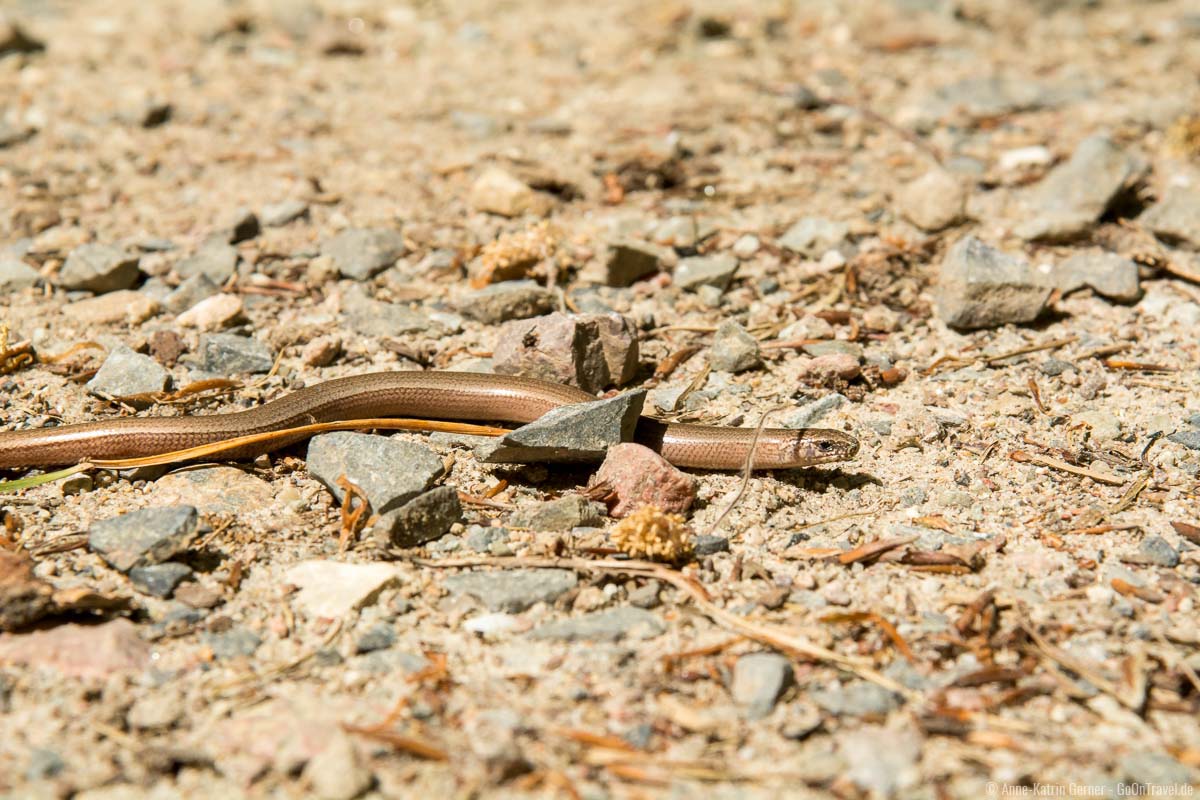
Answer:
(0, 371, 859, 470)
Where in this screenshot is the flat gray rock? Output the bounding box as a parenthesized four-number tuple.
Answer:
(308, 433, 445, 518)
(1015, 135, 1145, 241)
(778, 217, 850, 257)
(603, 240, 662, 287)
(261, 199, 309, 227)
(87, 345, 170, 398)
(88, 505, 200, 573)
(529, 607, 664, 641)
(321, 228, 407, 280)
(444, 568, 578, 612)
(0, 257, 40, 290)
(673, 253, 738, 291)
(1054, 249, 1141, 302)
(129, 562, 193, 598)
(176, 241, 238, 283)
(199, 333, 274, 374)
(508, 495, 606, 531)
(732, 652, 794, 720)
(455, 280, 555, 324)
(375, 485, 463, 548)
(811, 680, 902, 717)
(342, 287, 434, 336)
(484, 389, 646, 463)
(935, 236, 1053, 330)
(58, 244, 141, 293)
(1139, 187, 1200, 248)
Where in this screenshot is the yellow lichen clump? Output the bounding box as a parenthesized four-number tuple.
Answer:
(611, 505, 693, 563)
(1165, 114, 1200, 159)
(472, 221, 559, 288)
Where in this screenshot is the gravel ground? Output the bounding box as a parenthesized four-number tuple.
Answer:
(1, 0, 1199, 798)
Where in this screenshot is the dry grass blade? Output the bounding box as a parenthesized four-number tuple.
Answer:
(341, 723, 448, 761)
(837, 534, 918, 565)
(1022, 622, 1142, 709)
(415, 555, 912, 697)
(1009, 451, 1127, 486)
(87, 417, 509, 469)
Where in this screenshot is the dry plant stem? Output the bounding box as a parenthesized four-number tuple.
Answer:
(1021, 622, 1141, 709)
(708, 405, 788, 540)
(1009, 451, 1129, 486)
(415, 555, 912, 696)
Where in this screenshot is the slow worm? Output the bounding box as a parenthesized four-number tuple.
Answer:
(0, 371, 859, 470)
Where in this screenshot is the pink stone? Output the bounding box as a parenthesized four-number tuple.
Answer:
(0, 618, 150, 679)
(590, 443, 697, 518)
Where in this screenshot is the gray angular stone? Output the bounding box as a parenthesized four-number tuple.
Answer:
(1040, 357, 1074, 376)
(530, 607, 664, 641)
(1130, 535, 1180, 568)
(343, 291, 434, 337)
(694, 534, 729, 556)
(222, 208, 260, 244)
(673, 253, 738, 291)
(485, 390, 646, 463)
(710, 320, 761, 373)
(0, 257, 39, 290)
(1054, 249, 1141, 302)
(508, 495, 606, 531)
(58, 244, 141, 293)
(204, 628, 262, 659)
(1168, 430, 1200, 450)
(732, 652, 793, 719)
(164, 273, 220, 313)
(355, 622, 397, 654)
(445, 568, 578, 613)
(199, 333, 274, 374)
(129, 562, 193, 598)
(811, 681, 902, 716)
(87, 345, 170, 398)
(778, 217, 850, 257)
(308, 433, 445, 520)
(935, 236, 1053, 330)
(89, 505, 200, 573)
(1015, 136, 1145, 241)
(375, 485, 463, 548)
(1139, 187, 1200, 248)
(321, 228, 407, 280)
(455, 280, 555, 324)
(176, 241, 238, 283)
(603, 240, 662, 287)
(837, 725, 921, 796)
(261, 199, 309, 227)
